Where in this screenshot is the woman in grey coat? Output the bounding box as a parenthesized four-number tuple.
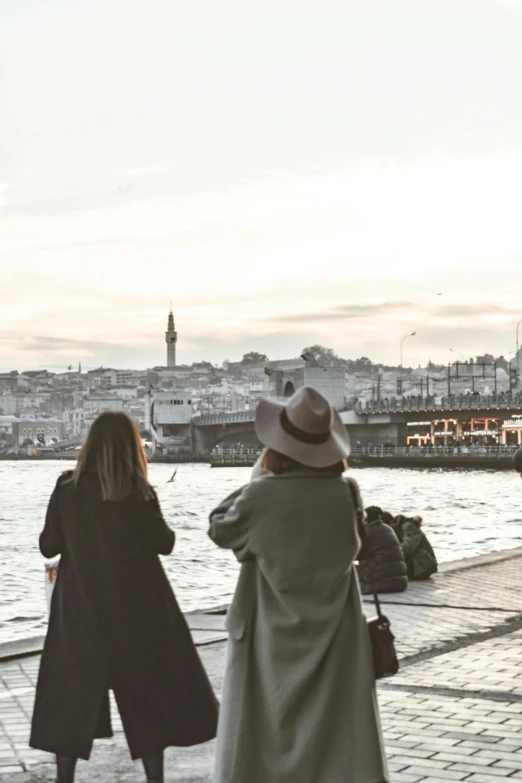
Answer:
(209, 387, 389, 783)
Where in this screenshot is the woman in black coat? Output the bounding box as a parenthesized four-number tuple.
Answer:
(357, 506, 408, 594)
(30, 412, 218, 783)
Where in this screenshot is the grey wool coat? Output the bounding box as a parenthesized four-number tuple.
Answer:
(209, 471, 389, 783)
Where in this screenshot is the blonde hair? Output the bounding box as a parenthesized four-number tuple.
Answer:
(261, 447, 347, 476)
(73, 411, 152, 501)
(413, 515, 423, 527)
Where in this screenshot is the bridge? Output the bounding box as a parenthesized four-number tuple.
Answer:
(356, 391, 522, 417)
(191, 392, 522, 453)
(197, 411, 255, 426)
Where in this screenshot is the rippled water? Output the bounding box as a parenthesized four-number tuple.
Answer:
(1, 461, 521, 644)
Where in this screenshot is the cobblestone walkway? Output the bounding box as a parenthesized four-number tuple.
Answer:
(1, 550, 521, 782)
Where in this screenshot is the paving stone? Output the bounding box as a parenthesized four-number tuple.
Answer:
(449, 761, 514, 775)
(400, 769, 469, 780)
(2, 550, 522, 782)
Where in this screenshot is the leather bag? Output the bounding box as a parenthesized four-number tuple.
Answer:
(347, 479, 399, 679)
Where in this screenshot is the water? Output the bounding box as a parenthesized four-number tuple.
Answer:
(1, 461, 522, 644)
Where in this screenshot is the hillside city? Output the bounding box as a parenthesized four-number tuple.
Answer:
(1, 310, 521, 455)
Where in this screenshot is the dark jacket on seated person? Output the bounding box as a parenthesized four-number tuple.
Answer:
(357, 506, 408, 595)
(393, 515, 438, 580)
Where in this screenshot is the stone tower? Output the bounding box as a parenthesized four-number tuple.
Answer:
(165, 305, 177, 367)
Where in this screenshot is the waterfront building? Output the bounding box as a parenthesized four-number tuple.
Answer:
(63, 409, 87, 437)
(0, 415, 17, 443)
(12, 418, 65, 447)
(502, 416, 522, 445)
(144, 389, 192, 454)
(269, 363, 346, 409)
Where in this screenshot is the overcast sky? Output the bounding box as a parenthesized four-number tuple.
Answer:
(2, 0, 522, 371)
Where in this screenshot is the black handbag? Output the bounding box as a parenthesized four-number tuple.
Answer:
(366, 587, 399, 679)
(347, 479, 399, 680)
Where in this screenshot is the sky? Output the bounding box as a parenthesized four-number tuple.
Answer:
(2, 0, 522, 371)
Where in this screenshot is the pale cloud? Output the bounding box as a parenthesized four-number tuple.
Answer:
(0, 184, 10, 207)
(2, 152, 522, 371)
(2, 0, 522, 370)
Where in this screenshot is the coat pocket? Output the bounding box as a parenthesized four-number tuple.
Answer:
(225, 606, 246, 641)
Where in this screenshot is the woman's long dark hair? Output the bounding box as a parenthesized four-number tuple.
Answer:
(73, 411, 152, 501)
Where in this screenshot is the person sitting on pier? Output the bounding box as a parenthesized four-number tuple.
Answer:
(393, 514, 438, 580)
(357, 506, 408, 594)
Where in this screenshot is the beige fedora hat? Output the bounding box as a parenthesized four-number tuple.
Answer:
(254, 386, 350, 468)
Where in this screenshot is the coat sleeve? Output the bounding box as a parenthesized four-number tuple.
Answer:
(400, 521, 423, 556)
(208, 484, 255, 561)
(141, 492, 175, 555)
(39, 485, 65, 559)
(343, 476, 365, 556)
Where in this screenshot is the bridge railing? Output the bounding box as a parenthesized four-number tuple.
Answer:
(357, 393, 522, 415)
(350, 444, 519, 459)
(197, 410, 256, 426)
(211, 447, 262, 457)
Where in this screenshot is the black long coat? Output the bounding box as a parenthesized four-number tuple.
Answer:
(30, 471, 218, 761)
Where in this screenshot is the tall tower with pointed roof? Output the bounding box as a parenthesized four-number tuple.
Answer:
(165, 304, 177, 367)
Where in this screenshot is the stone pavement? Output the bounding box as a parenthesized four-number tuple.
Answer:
(1, 548, 522, 782)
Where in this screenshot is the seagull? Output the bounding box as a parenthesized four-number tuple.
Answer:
(167, 469, 177, 483)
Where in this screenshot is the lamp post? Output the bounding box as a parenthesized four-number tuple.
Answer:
(400, 331, 417, 367)
(517, 319, 522, 372)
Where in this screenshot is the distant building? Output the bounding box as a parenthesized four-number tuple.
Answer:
(165, 306, 177, 367)
(84, 396, 125, 414)
(12, 418, 65, 446)
(63, 409, 87, 437)
(0, 415, 17, 440)
(145, 390, 193, 430)
(269, 363, 346, 409)
(101, 369, 138, 388)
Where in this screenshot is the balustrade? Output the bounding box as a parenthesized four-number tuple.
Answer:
(357, 392, 522, 416)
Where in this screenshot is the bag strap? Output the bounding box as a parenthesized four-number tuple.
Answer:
(346, 479, 385, 621)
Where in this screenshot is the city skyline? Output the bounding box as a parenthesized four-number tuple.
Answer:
(3, 0, 522, 371)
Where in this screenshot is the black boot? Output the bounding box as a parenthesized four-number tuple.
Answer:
(56, 755, 77, 783)
(142, 752, 164, 783)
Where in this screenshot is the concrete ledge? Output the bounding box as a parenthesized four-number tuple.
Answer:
(0, 636, 45, 662)
(438, 545, 522, 574)
(3, 547, 522, 663)
(0, 608, 230, 663)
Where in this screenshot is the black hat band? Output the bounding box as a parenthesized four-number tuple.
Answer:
(280, 408, 331, 445)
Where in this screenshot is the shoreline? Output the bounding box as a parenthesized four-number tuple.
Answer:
(2, 544, 521, 664)
(0, 455, 520, 471)
(0, 454, 210, 464)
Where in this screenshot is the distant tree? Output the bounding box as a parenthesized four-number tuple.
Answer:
(344, 356, 376, 372)
(301, 345, 340, 365)
(240, 352, 268, 365)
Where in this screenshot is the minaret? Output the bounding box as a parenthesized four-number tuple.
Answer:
(165, 304, 177, 367)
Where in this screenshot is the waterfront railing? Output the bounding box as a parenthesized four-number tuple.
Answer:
(357, 393, 522, 415)
(350, 445, 520, 459)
